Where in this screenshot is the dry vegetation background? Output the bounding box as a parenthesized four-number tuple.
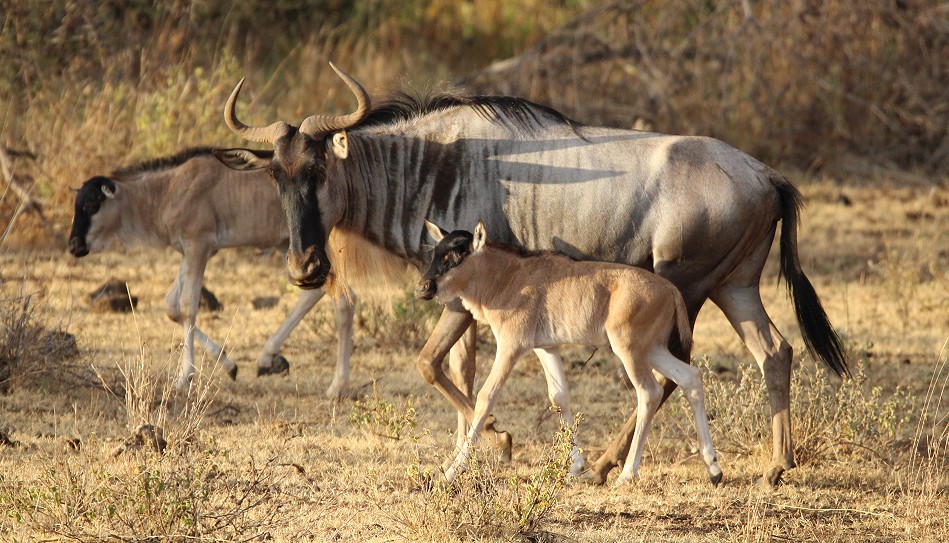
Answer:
(1, 1, 948, 542)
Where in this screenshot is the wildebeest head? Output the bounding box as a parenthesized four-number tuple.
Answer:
(415, 220, 487, 301)
(213, 63, 370, 290)
(69, 176, 118, 257)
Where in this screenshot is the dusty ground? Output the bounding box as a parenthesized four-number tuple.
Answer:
(0, 177, 947, 542)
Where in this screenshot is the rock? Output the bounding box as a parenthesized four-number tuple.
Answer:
(89, 278, 138, 313)
(112, 424, 167, 457)
(252, 296, 280, 310)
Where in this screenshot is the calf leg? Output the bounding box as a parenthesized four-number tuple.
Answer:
(535, 348, 585, 476)
(649, 346, 723, 485)
(612, 345, 664, 485)
(417, 304, 511, 454)
(712, 285, 794, 487)
(257, 288, 324, 376)
(580, 378, 678, 484)
(449, 324, 477, 452)
(444, 344, 524, 483)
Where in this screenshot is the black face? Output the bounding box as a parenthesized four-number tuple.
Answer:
(68, 176, 116, 257)
(215, 130, 333, 289)
(272, 131, 333, 289)
(414, 230, 474, 300)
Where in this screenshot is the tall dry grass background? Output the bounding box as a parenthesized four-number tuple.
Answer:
(1, 1, 948, 541)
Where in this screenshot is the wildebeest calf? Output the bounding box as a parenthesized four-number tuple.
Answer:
(416, 220, 723, 486)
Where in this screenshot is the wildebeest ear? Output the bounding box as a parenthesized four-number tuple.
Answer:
(212, 148, 274, 171)
(101, 184, 115, 199)
(330, 130, 349, 159)
(424, 219, 447, 242)
(472, 220, 487, 252)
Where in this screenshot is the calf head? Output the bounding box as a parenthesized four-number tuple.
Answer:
(213, 63, 370, 290)
(415, 220, 487, 300)
(68, 176, 118, 257)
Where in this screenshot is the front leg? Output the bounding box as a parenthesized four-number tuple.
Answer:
(257, 288, 325, 377)
(171, 243, 216, 392)
(445, 343, 524, 483)
(417, 302, 511, 453)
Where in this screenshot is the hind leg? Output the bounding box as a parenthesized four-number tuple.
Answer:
(649, 346, 723, 485)
(535, 348, 585, 476)
(711, 285, 794, 487)
(608, 336, 663, 485)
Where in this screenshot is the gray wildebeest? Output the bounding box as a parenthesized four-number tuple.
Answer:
(215, 63, 848, 487)
(417, 220, 723, 486)
(68, 148, 355, 395)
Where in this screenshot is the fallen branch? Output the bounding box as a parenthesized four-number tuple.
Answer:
(0, 145, 51, 241)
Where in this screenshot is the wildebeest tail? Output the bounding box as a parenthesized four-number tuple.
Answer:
(774, 174, 850, 377)
(667, 288, 693, 361)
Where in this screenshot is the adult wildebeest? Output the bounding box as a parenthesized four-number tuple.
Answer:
(215, 63, 848, 486)
(417, 220, 723, 486)
(68, 148, 355, 395)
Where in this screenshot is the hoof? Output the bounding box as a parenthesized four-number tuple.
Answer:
(494, 431, 513, 463)
(754, 465, 784, 489)
(227, 364, 238, 381)
(613, 472, 636, 487)
(578, 469, 607, 486)
(257, 354, 290, 377)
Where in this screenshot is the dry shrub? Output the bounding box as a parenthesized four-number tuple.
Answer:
(0, 445, 301, 542)
(0, 283, 81, 393)
(693, 352, 913, 467)
(391, 421, 579, 542)
(460, 0, 949, 176)
(0, 1, 590, 246)
(0, 336, 304, 541)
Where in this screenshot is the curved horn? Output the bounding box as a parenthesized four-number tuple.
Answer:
(224, 78, 289, 144)
(298, 62, 371, 137)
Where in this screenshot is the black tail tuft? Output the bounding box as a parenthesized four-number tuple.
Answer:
(775, 176, 850, 377)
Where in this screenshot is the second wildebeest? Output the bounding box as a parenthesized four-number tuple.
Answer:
(68, 148, 355, 396)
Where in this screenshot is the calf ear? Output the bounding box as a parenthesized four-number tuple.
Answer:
(424, 220, 447, 242)
(212, 148, 274, 171)
(101, 184, 115, 199)
(472, 220, 487, 252)
(331, 131, 349, 159)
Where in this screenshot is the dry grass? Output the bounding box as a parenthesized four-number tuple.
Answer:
(0, 177, 946, 541)
(1, 2, 948, 540)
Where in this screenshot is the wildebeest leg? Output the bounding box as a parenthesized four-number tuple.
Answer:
(327, 292, 356, 399)
(448, 323, 476, 452)
(535, 348, 585, 476)
(580, 378, 678, 484)
(712, 285, 794, 487)
(418, 303, 512, 453)
(648, 345, 723, 485)
(257, 288, 324, 376)
(168, 244, 221, 392)
(444, 343, 525, 483)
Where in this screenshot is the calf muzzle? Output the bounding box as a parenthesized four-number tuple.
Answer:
(414, 279, 437, 300)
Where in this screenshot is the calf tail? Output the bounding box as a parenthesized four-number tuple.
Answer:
(774, 174, 850, 377)
(668, 288, 693, 361)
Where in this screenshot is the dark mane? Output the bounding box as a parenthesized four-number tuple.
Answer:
(488, 241, 579, 261)
(358, 91, 583, 135)
(111, 147, 215, 177)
